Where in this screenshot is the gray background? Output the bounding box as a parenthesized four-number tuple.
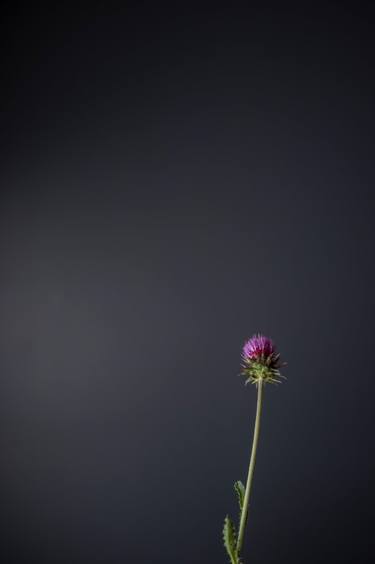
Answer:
(1, 4, 374, 563)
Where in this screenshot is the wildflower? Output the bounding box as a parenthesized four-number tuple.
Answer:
(241, 334, 284, 385)
(222, 333, 287, 563)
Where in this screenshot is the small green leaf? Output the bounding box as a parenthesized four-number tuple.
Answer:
(223, 515, 239, 564)
(234, 480, 245, 511)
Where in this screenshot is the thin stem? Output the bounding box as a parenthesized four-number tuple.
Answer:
(236, 378, 264, 555)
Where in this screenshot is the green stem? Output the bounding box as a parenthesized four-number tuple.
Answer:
(236, 378, 264, 556)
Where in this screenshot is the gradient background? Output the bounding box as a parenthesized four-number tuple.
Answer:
(1, 4, 374, 563)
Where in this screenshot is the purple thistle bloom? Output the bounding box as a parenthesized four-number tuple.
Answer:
(241, 333, 285, 385)
(242, 334, 275, 362)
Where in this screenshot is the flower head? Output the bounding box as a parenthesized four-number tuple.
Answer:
(241, 333, 285, 385)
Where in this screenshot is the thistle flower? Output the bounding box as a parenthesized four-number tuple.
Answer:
(241, 333, 284, 385)
(222, 334, 287, 564)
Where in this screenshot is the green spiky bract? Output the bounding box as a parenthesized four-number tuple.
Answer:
(243, 359, 283, 385)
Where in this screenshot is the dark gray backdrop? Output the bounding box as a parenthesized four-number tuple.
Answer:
(1, 4, 374, 564)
